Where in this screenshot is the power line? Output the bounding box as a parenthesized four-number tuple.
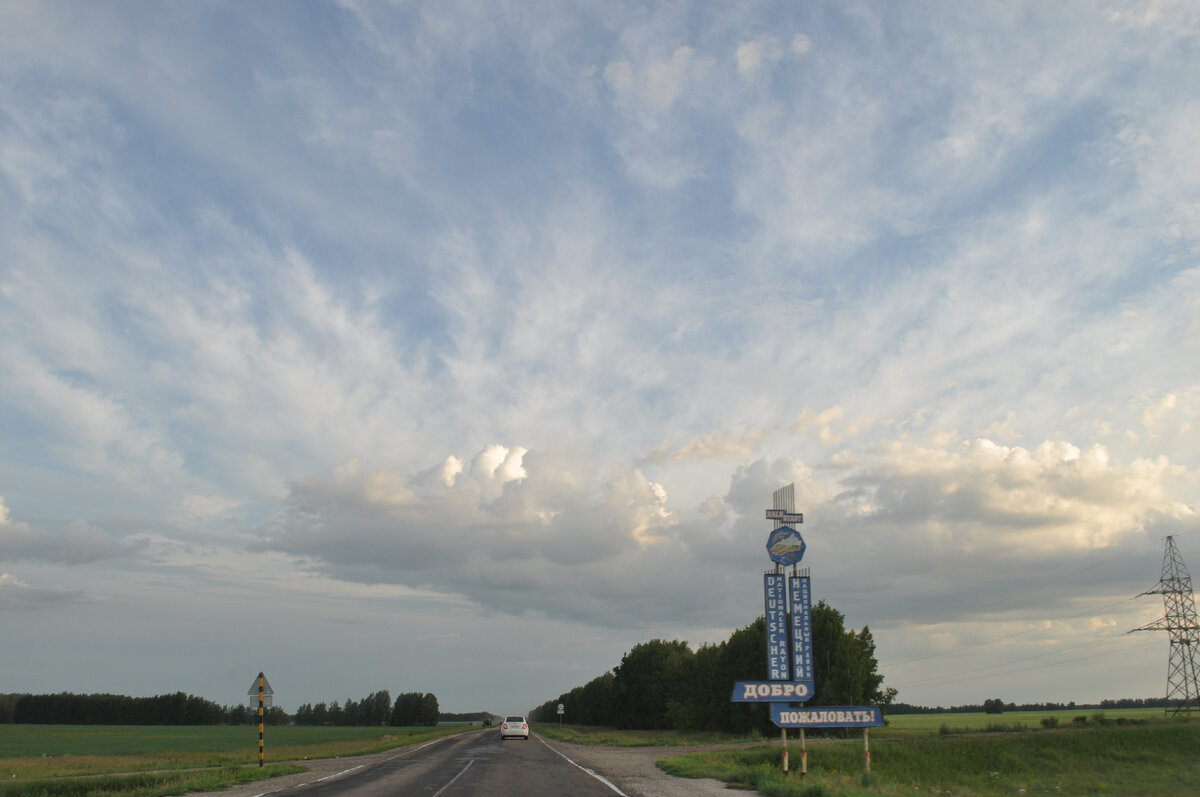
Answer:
(887, 594, 1140, 667)
(1128, 535, 1200, 716)
(893, 635, 1158, 690)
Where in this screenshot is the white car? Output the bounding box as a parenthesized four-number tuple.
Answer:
(499, 715, 529, 740)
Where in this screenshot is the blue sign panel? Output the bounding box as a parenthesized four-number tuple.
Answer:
(789, 575, 813, 682)
(764, 573, 788, 680)
(771, 705, 883, 728)
(766, 526, 806, 565)
(731, 681, 813, 702)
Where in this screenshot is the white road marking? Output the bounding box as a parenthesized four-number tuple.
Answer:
(316, 764, 364, 781)
(431, 758, 474, 797)
(538, 738, 630, 797)
(247, 730, 470, 796)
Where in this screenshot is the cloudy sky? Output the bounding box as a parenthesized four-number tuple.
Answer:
(1, 1, 1198, 716)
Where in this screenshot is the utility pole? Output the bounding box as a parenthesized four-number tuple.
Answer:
(1130, 536, 1200, 716)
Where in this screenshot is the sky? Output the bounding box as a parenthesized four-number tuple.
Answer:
(1, 1, 1198, 717)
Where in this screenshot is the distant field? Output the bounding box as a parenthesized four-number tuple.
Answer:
(881, 706, 1167, 734)
(0, 724, 474, 779)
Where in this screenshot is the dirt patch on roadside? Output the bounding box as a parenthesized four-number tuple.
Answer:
(542, 738, 750, 797)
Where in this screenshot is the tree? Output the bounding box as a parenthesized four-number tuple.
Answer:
(392, 692, 438, 727)
(810, 601, 895, 707)
(419, 693, 439, 726)
(612, 639, 692, 730)
(531, 599, 894, 735)
(983, 698, 1005, 714)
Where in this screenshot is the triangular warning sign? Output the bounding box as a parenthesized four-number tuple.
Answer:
(247, 673, 274, 695)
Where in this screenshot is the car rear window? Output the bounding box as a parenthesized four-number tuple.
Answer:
(505, 716, 524, 722)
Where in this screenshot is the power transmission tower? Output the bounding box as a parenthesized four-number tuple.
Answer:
(1130, 536, 1200, 716)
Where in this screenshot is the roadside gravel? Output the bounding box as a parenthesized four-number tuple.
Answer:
(542, 738, 737, 796)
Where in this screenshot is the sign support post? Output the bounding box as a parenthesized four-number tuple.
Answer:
(247, 673, 274, 768)
(257, 674, 264, 767)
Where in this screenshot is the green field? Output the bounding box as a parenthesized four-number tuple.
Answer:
(660, 714, 1200, 797)
(0, 723, 475, 796)
(881, 706, 1166, 733)
(540, 713, 1200, 797)
(5, 716, 1197, 797)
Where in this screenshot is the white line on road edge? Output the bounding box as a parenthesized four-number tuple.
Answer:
(538, 738, 631, 797)
(316, 764, 364, 782)
(431, 758, 474, 797)
(249, 729, 473, 797)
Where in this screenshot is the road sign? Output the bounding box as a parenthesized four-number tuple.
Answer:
(765, 509, 805, 524)
(790, 574, 813, 681)
(771, 705, 883, 728)
(764, 573, 789, 679)
(557, 704, 565, 715)
(766, 526, 806, 565)
(247, 674, 274, 707)
(731, 681, 813, 702)
(247, 675, 274, 696)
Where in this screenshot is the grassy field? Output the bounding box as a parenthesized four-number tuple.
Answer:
(0, 723, 476, 796)
(881, 706, 1166, 734)
(539, 713, 1200, 797)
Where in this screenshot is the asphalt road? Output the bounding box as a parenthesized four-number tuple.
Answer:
(262, 729, 627, 797)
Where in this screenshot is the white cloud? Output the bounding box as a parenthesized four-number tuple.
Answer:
(0, 499, 138, 564)
(0, 572, 90, 609)
(1142, 393, 1178, 436)
(735, 40, 770, 83)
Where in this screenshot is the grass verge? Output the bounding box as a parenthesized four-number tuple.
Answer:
(657, 721, 1200, 796)
(0, 764, 307, 797)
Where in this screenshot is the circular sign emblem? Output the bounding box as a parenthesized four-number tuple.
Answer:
(766, 526, 806, 565)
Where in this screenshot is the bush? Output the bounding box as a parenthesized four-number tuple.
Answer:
(1041, 716, 1059, 729)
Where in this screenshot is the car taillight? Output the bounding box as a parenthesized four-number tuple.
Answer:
(502, 723, 508, 729)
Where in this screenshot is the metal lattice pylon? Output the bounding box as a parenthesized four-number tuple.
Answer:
(1130, 536, 1200, 716)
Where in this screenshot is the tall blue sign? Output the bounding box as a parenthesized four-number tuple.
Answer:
(790, 574, 814, 681)
(764, 573, 789, 681)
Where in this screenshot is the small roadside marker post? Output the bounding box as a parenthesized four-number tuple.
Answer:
(247, 673, 274, 768)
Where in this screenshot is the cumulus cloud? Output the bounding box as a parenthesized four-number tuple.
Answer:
(251, 427, 1198, 632)
(835, 438, 1193, 553)
(0, 572, 88, 609)
(668, 428, 771, 461)
(0, 497, 138, 564)
(255, 445, 744, 627)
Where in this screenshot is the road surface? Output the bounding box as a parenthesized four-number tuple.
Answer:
(257, 729, 628, 796)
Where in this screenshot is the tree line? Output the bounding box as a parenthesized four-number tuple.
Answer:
(529, 600, 895, 735)
(0, 692, 287, 725)
(887, 696, 1178, 715)
(293, 690, 440, 727)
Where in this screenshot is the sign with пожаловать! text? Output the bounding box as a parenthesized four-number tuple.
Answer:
(771, 705, 883, 728)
